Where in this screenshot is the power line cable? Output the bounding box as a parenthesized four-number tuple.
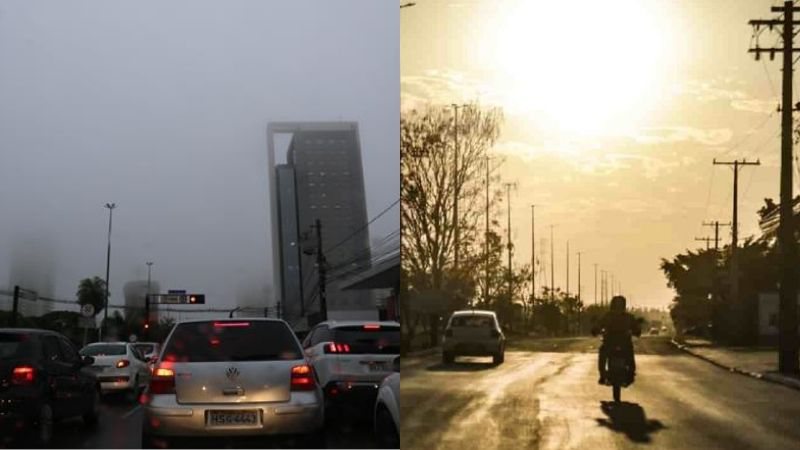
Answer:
(323, 199, 400, 255)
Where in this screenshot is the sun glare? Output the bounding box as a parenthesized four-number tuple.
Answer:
(481, 0, 676, 137)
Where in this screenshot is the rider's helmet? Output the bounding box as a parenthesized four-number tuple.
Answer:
(610, 295, 627, 313)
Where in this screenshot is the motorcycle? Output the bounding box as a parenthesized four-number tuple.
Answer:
(604, 343, 633, 403)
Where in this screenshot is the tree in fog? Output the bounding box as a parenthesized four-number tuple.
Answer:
(77, 276, 106, 317)
(400, 103, 503, 349)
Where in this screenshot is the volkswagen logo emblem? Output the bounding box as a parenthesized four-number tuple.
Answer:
(226, 367, 240, 381)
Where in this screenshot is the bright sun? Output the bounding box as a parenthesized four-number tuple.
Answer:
(480, 0, 676, 137)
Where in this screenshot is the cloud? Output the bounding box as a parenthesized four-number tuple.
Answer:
(633, 126, 733, 146)
(731, 98, 778, 114)
(401, 69, 501, 112)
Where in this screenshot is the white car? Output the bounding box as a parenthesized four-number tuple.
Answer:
(133, 342, 161, 362)
(373, 358, 400, 449)
(80, 342, 151, 396)
(442, 310, 506, 365)
(302, 320, 400, 418)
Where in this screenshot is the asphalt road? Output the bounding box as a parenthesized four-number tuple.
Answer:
(1, 392, 380, 449)
(401, 336, 800, 450)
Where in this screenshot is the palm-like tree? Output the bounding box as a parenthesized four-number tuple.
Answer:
(77, 277, 106, 317)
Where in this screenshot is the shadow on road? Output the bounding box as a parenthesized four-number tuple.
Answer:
(596, 401, 665, 443)
(426, 361, 496, 372)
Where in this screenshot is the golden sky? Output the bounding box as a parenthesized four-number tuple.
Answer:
(402, 0, 790, 308)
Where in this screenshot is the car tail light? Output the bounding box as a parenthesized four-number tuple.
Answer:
(116, 359, 130, 368)
(11, 366, 35, 385)
(148, 366, 175, 395)
(363, 324, 381, 330)
(324, 342, 351, 354)
(445, 329, 453, 337)
(490, 329, 500, 338)
(291, 364, 315, 391)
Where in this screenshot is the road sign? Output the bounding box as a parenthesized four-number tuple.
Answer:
(150, 293, 205, 304)
(81, 304, 95, 317)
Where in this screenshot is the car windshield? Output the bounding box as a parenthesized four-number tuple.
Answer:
(80, 344, 126, 356)
(133, 344, 155, 354)
(332, 325, 400, 354)
(162, 321, 302, 362)
(0, 333, 34, 360)
(451, 315, 495, 328)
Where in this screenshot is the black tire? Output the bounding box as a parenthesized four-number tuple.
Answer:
(493, 351, 504, 365)
(375, 405, 399, 449)
(612, 384, 621, 403)
(442, 352, 454, 364)
(83, 386, 100, 426)
(31, 402, 54, 448)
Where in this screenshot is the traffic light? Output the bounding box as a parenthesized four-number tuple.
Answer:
(188, 294, 205, 304)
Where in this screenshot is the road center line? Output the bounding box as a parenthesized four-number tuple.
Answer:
(122, 405, 142, 420)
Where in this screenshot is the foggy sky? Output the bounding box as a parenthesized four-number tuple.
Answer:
(0, 0, 399, 311)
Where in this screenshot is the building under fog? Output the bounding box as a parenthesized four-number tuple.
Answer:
(123, 279, 161, 321)
(6, 235, 56, 318)
(270, 122, 375, 329)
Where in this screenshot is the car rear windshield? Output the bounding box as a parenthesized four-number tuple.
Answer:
(162, 321, 302, 362)
(450, 315, 495, 328)
(332, 325, 400, 355)
(81, 344, 126, 356)
(133, 344, 155, 354)
(0, 333, 35, 360)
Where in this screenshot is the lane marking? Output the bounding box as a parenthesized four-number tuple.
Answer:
(122, 405, 142, 419)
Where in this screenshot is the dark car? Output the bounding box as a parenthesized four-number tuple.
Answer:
(0, 328, 100, 446)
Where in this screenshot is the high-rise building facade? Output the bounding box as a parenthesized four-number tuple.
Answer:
(271, 122, 374, 328)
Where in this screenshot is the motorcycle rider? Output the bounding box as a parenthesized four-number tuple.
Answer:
(593, 295, 641, 385)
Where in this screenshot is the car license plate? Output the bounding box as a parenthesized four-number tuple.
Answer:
(207, 410, 259, 427)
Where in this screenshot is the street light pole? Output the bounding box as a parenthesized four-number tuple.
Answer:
(100, 203, 116, 341)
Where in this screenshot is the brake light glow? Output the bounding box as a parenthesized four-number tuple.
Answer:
(213, 321, 251, 328)
(291, 364, 315, 391)
(148, 366, 175, 395)
(324, 342, 351, 354)
(116, 359, 130, 368)
(11, 366, 35, 385)
(363, 324, 381, 330)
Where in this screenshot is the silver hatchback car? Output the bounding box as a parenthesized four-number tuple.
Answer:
(442, 310, 506, 365)
(140, 319, 324, 448)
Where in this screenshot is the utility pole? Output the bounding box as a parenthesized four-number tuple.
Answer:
(703, 221, 731, 251)
(550, 225, 555, 301)
(452, 104, 467, 274)
(485, 156, 491, 307)
(100, 202, 116, 341)
(577, 252, 582, 304)
(530, 205, 536, 330)
(713, 158, 760, 341)
(594, 264, 598, 305)
(609, 273, 614, 298)
(312, 219, 328, 322)
(601, 270, 606, 306)
(503, 182, 516, 301)
(749, 2, 800, 372)
(566, 241, 570, 298)
(531, 205, 536, 303)
(11, 285, 20, 328)
(695, 236, 713, 251)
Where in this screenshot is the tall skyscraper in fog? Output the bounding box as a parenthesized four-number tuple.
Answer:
(273, 122, 373, 328)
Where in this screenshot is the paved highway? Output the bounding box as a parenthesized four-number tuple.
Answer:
(401, 336, 800, 449)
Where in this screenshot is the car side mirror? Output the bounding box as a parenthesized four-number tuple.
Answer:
(392, 356, 400, 373)
(81, 355, 95, 366)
